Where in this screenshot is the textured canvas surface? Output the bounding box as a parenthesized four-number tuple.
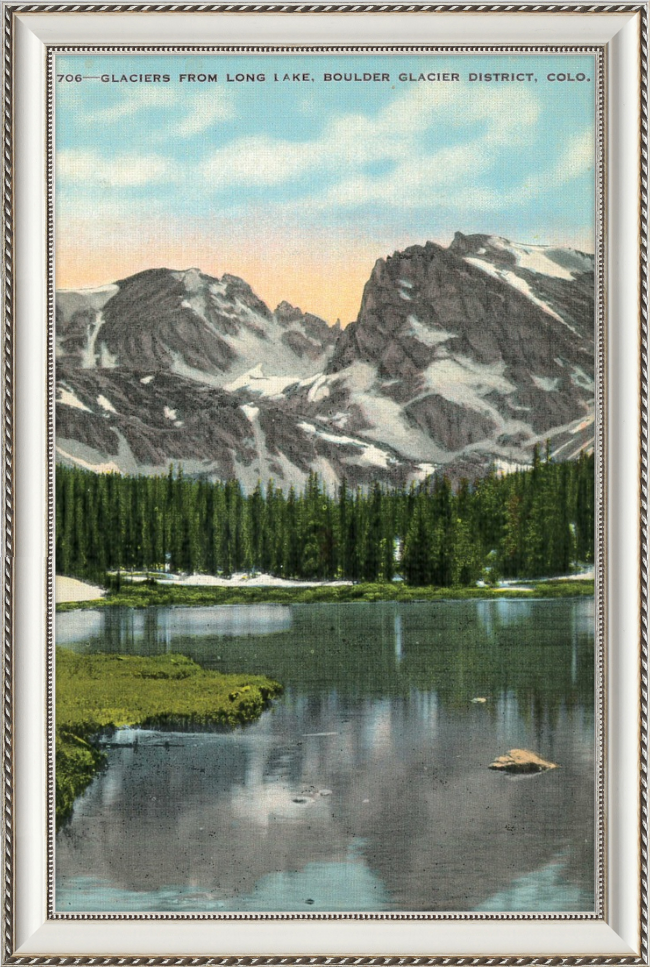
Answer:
(53, 50, 597, 915)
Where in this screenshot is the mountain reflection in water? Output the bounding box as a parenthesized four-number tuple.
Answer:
(56, 598, 595, 913)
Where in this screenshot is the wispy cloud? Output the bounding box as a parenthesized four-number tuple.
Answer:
(175, 93, 234, 136)
(57, 149, 175, 188)
(92, 86, 176, 123)
(521, 128, 594, 196)
(54, 50, 596, 307)
(75, 85, 234, 137)
(201, 134, 318, 186)
(199, 83, 543, 203)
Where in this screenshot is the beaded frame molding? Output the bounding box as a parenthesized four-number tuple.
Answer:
(2, 3, 647, 964)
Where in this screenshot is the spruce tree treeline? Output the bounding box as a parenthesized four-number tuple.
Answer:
(55, 446, 594, 587)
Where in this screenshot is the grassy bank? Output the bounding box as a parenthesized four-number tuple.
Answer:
(56, 578, 595, 612)
(56, 648, 282, 829)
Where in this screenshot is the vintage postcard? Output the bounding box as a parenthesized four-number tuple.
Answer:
(52, 49, 598, 916)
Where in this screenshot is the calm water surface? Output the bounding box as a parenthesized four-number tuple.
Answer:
(56, 598, 595, 913)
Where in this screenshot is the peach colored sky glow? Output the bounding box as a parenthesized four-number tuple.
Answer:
(56, 220, 421, 324)
(56, 240, 379, 325)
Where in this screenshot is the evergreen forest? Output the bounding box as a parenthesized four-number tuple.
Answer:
(55, 446, 594, 588)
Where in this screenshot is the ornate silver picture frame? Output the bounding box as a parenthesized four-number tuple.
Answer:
(1, 1, 646, 962)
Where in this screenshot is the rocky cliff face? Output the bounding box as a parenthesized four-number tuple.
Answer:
(56, 234, 594, 489)
(56, 268, 337, 380)
(312, 233, 594, 470)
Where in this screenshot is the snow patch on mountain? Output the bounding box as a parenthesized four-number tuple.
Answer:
(571, 366, 594, 391)
(57, 387, 91, 412)
(98, 343, 118, 368)
(571, 415, 595, 435)
(97, 394, 116, 413)
(464, 257, 568, 327)
(241, 404, 260, 422)
(326, 411, 350, 430)
(225, 364, 300, 397)
(487, 236, 592, 280)
(306, 374, 331, 403)
(168, 312, 331, 386)
(407, 316, 455, 347)
(357, 443, 393, 469)
(169, 354, 230, 387)
(172, 267, 203, 290)
(298, 420, 372, 452)
(57, 445, 122, 475)
(329, 364, 449, 462)
(416, 462, 437, 479)
(298, 420, 399, 469)
(81, 312, 106, 368)
(422, 356, 515, 412)
(532, 375, 560, 392)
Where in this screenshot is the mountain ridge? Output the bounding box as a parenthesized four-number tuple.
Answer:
(55, 233, 595, 490)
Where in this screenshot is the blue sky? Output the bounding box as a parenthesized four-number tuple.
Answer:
(55, 53, 595, 323)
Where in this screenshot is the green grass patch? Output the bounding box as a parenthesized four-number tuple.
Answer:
(56, 648, 282, 830)
(56, 578, 594, 612)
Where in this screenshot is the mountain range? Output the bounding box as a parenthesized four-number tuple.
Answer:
(55, 232, 595, 490)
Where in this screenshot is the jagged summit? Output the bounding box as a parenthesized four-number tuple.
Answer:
(56, 266, 335, 379)
(55, 234, 594, 489)
(449, 231, 594, 279)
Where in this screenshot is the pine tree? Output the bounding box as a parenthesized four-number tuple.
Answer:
(431, 476, 453, 586)
(362, 482, 382, 581)
(382, 499, 395, 583)
(54, 451, 595, 587)
(337, 478, 350, 577)
(283, 486, 301, 578)
(402, 500, 432, 586)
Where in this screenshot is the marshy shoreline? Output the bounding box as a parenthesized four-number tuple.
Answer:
(56, 575, 595, 612)
(55, 648, 283, 830)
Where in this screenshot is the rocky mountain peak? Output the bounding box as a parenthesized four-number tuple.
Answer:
(55, 232, 595, 490)
(273, 300, 339, 361)
(321, 232, 594, 472)
(274, 301, 299, 321)
(449, 231, 494, 258)
(449, 231, 594, 282)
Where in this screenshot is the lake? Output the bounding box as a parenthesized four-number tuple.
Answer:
(55, 597, 595, 913)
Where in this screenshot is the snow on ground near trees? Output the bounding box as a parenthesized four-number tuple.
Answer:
(56, 576, 106, 603)
(173, 573, 354, 588)
(554, 569, 594, 581)
(55, 568, 593, 603)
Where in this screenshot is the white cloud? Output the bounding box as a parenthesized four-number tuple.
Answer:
(198, 82, 542, 204)
(554, 129, 594, 183)
(313, 168, 514, 215)
(201, 135, 313, 186)
(56, 193, 163, 225)
(80, 85, 234, 137)
(57, 149, 174, 188)
(93, 86, 176, 123)
(521, 126, 594, 195)
(176, 97, 233, 136)
(56, 78, 591, 228)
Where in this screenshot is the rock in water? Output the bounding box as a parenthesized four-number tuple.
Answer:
(489, 749, 558, 774)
